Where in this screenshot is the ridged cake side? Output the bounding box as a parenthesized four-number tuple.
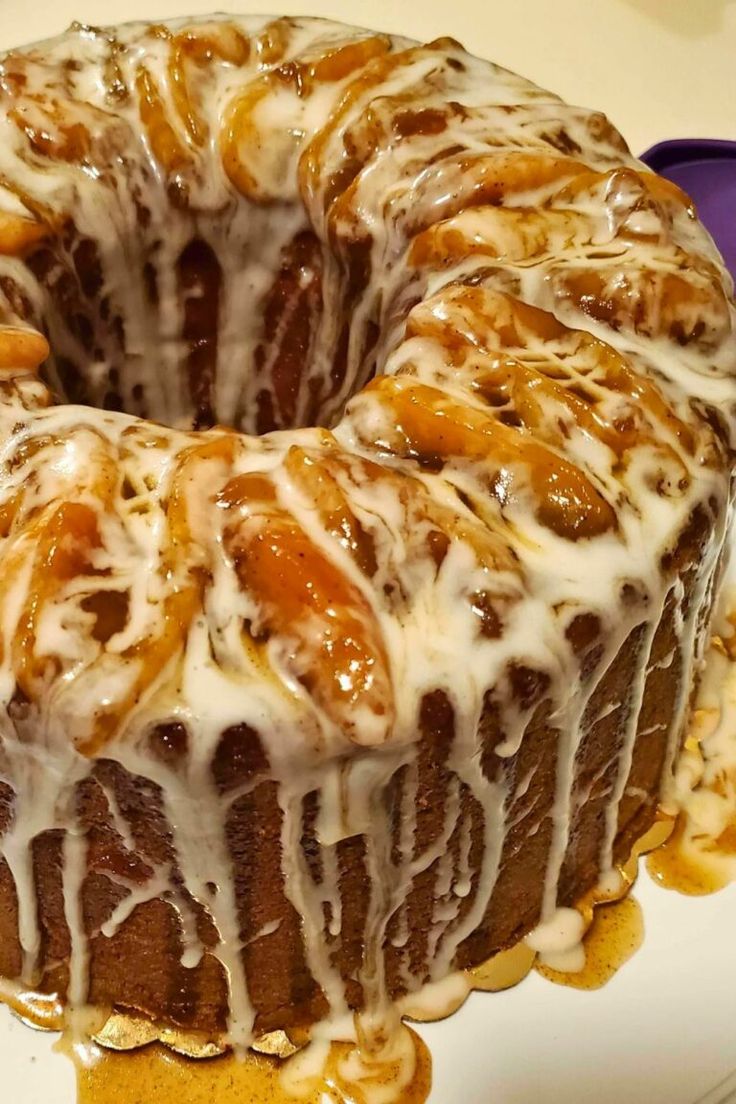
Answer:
(0, 15, 732, 1046)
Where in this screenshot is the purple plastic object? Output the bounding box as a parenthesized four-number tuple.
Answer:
(640, 138, 736, 282)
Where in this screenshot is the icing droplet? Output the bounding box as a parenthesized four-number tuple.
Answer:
(535, 896, 644, 990)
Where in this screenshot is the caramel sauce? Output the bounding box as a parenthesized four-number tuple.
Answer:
(536, 895, 644, 991)
(70, 1027, 431, 1104)
(0, 980, 63, 1031)
(646, 816, 734, 895)
(75, 1044, 287, 1104)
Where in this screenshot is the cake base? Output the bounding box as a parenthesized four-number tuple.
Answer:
(0, 812, 681, 1104)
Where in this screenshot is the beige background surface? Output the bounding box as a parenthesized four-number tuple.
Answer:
(0, 0, 734, 154)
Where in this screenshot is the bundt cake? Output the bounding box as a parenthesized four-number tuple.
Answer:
(0, 13, 733, 1050)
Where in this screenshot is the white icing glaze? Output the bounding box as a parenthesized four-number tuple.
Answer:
(525, 906, 586, 971)
(0, 12, 730, 1055)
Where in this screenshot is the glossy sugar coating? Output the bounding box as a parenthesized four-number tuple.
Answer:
(0, 15, 733, 1049)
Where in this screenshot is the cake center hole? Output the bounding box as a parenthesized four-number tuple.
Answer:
(33, 225, 366, 436)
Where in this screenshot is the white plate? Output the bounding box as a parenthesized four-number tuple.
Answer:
(0, 2, 735, 1100)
